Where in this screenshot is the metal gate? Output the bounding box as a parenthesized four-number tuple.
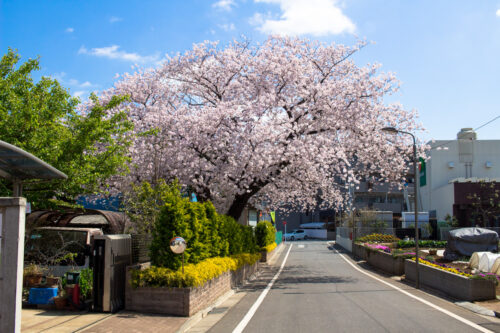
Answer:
(92, 235, 131, 313)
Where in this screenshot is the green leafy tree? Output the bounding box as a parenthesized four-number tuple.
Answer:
(0, 49, 133, 208)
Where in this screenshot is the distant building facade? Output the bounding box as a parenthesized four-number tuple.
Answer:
(420, 128, 500, 226)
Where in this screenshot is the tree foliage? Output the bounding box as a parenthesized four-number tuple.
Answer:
(100, 36, 424, 219)
(0, 49, 133, 208)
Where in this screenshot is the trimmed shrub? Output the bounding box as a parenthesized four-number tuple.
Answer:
(255, 221, 276, 248)
(131, 253, 261, 288)
(263, 242, 277, 253)
(397, 240, 447, 249)
(150, 182, 259, 270)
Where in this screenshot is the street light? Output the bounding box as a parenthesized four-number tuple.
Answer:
(381, 127, 420, 289)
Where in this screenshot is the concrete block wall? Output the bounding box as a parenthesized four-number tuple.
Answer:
(405, 259, 496, 301)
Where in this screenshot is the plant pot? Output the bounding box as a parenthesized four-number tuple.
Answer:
(25, 274, 44, 287)
(45, 276, 61, 288)
(53, 296, 67, 310)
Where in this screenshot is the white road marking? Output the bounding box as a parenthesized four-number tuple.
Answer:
(232, 244, 293, 333)
(333, 247, 493, 333)
(298, 245, 305, 248)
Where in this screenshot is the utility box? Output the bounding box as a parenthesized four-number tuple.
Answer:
(92, 234, 131, 313)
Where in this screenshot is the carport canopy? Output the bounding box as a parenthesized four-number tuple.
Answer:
(0, 139, 67, 196)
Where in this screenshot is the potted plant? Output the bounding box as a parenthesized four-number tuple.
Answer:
(53, 290, 67, 310)
(23, 263, 45, 287)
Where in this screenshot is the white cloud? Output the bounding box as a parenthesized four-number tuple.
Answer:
(219, 23, 236, 31)
(78, 45, 160, 64)
(252, 0, 355, 36)
(73, 91, 86, 98)
(496, 9, 500, 17)
(66, 27, 74, 33)
(53, 72, 97, 89)
(212, 0, 235, 11)
(110, 16, 123, 23)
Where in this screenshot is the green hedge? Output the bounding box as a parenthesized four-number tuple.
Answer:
(149, 183, 258, 270)
(255, 221, 276, 248)
(397, 240, 447, 248)
(131, 253, 261, 288)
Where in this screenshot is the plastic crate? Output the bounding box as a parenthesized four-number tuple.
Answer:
(28, 287, 58, 305)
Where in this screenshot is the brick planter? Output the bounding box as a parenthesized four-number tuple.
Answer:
(365, 250, 405, 276)
(405, 259, 496, 301)
(125, 262, 258, 316)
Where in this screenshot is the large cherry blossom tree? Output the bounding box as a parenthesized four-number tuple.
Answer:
(99, 36, 423, 220)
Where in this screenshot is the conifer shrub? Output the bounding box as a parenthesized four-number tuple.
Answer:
(149, 182, 259, 270)
(255, 220, 276, 248)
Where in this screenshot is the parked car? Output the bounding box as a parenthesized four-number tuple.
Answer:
(285, 229, 308, 241)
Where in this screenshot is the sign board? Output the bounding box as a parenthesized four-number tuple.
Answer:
(419, 157, 426, 187)
(283, 221, 287, 225)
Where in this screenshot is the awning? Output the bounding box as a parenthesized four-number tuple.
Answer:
(0, 140, 67, 180)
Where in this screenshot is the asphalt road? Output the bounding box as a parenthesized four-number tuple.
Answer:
(196, 241, 500, 333)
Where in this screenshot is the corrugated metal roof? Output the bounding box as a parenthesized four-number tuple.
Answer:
(27, 209, 127, 234)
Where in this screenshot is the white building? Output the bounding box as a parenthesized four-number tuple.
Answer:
(420, 128, 500, 223)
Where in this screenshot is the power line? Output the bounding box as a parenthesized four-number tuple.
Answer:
(429, 114, 500, 150)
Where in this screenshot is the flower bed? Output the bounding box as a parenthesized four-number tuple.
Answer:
(364, 246, 406, 276)
(405, 259, 496, 301)
(126, 256, 260, 316)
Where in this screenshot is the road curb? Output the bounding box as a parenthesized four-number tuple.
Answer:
(454, 301, 497, 317)
(176, 289, 236, 333)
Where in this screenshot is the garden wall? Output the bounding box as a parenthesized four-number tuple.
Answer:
(125, 262, 258, 316)
(405, 260, 496, 301)
(365, 250, 405, 276)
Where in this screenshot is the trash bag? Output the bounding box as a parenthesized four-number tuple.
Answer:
(443, 228, 498, 261)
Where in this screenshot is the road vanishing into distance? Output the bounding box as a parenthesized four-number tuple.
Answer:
(187, 241, 500, 333)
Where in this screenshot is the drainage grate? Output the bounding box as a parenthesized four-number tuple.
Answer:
(209, 307, 229, 314)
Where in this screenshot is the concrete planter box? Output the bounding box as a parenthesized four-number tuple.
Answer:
(405, 260, 496, 301)
(365, 249, 405, 276)
(353, 243, 368, 260)
(260, 242, 282, 263)
(125, 262, 258, 316)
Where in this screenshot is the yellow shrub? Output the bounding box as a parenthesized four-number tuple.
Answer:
(131, 253, 261, 288)
(262, 242, 277, 253)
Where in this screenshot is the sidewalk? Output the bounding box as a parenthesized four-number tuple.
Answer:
(21, 308, 111, 333)
(22, 308, 188, 333)
(80, 311, 189, 333)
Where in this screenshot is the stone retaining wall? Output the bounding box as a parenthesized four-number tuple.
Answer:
(405, 260, 496, 301)
(125, 262, 258, 316)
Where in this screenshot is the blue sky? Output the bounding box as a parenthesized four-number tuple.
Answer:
(2, 0, 500, 142)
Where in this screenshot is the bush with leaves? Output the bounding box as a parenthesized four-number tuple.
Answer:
(397, 240, 447, 249)
(150, 182, 258, 270)
(255, 220, 276, 248)
(131, 253, 261, 288)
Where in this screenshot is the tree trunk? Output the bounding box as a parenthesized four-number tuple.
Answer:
(226, 193, 253, 221)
